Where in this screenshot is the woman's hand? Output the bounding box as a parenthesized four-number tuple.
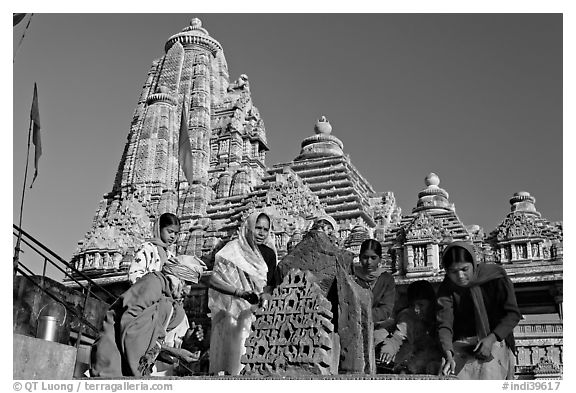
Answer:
(440, 350, 456, 376)
(380, 349, 395, 364)
(187, 322, 204, 342)
(173, 347, 201, 363)
(473, 333, 496, 360)
(259, 292, 272, 307)
(235, 289, 259, 304)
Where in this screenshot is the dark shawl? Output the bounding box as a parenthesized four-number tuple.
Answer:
(90, 271, 185, 377)
(437, 242, 521, 353)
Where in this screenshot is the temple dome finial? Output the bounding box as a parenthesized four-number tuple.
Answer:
(295, 115, 343, 161)
(190, 17, 202, 29)
(509, 191, 540, 217)
(425, 172, 440, 187)
(165, 16, 222, 54)
(314, 115, 333, 135)
(412, 172, 454, 213)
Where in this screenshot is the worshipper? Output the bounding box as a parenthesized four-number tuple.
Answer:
(378, 280, 443, 374)
(353, 239, 396, 335)
(129, 213, 206, 284)
(208, 211, 278, 375)
(437, 241, 521, 379)
(90, 257, 203, 377)
(310, 214, 338, 237)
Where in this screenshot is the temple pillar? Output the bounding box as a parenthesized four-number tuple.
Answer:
(429, 243, 439, 272)
(499, 247, 506, 263)
(406, 246, 414, 271)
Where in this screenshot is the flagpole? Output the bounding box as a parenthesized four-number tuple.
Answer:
(14, 117, 33, 276)
(176, 105, 182, 216)
(176, 96, 186, 216)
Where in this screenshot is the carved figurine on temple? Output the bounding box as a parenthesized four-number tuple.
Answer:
(227, 74, 250, 92)
(532, 243, 539, 259)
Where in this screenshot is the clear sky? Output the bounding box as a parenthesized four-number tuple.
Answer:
(11, 10, 564, 280)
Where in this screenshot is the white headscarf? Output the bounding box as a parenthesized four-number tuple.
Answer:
(216, 211, 276, 287)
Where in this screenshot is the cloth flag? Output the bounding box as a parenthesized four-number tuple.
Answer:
(30, 83, 42, 188)
(13, 13, 27, 26)
(178, 102, 194, 184)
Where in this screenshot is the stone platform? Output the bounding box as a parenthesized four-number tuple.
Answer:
(13, 334, 77, 379)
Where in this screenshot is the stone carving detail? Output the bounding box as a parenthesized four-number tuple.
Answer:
(404, 212, 449, 242)
(533, 356, 562, 378)
(227, 73, 250, 92)
(241, 269, 335, 376)
(497, 213, 542, 241)
(370, 191, 401, 237)
(266, 173, 325, 220)
(73, 187, 153, 271)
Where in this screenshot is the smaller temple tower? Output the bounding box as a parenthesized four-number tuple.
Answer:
(384, 173, 470, 278)
(272, 116, 401, 244)
(487, 191, 563, 264)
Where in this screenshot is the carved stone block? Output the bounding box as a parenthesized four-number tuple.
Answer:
(241, 269, 336, 376)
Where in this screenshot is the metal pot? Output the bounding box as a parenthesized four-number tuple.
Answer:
(36, 315, 59, 342)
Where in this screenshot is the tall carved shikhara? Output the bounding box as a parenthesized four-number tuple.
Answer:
(72, 18, 401, 282)
(74, 18, 270, 274)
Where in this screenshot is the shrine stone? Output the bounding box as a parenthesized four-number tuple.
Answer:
(241, 269, 337, 376)
(278, 230, 354, 295)
(277, 230, 374, 374)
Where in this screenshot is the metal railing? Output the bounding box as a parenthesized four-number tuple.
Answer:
(13, 224, 118, 348)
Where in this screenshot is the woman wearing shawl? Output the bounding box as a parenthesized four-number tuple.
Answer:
(90, 258, 201, 377)
(128, 213, 181, 284)
(310, 214, 338, 237)
(437, 241, 521, 379)
(353, 239, 396, 340)
(208, 211, 278, 375)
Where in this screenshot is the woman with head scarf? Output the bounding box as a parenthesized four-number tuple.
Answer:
(208, 211, 278, 375)
(378, 280, 443, 375)
(128, 213, 206, 284)
(90, 257, 202, 377)
(437, 241, 521, 379)
(354, 239, 396, 333)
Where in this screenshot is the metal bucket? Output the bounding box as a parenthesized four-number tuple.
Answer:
(36, 315, 59, 342)
(35, 303, 67, 342)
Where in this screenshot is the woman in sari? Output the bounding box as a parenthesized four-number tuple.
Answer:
(208, 211, 278, 375)
(353, 239, 396, 340)
(90, 258, 202, 377)
(437, 241, 521, 379)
